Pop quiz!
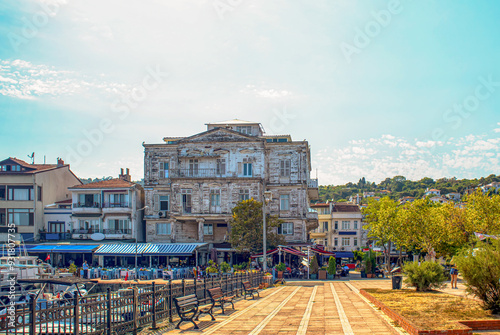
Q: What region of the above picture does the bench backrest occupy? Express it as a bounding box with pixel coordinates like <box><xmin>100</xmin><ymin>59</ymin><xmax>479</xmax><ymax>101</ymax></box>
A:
<box><xmin>174</xmin><ymin>294</ymin><xmax>198</xmax><ymax>310</ymax></box>
<box><xmin>208</xmin><ymin>287</ymin><xmax>224</xmax><ymax>300</ymax></box>
<box><xmin>243</xmin><ymin>281</ymin><xmax>252</xmax><ymax>290</ymax></box>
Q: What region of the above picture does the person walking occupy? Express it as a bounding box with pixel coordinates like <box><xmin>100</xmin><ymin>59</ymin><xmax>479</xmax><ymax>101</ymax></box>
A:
<box><xmin>450</xmin><ymin>265</ymin><xmax>458</xmax><ymax>289</ymax></box>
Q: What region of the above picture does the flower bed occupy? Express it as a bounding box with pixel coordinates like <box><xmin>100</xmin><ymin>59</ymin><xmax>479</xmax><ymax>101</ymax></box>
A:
<box><xmin>360</xmin><ymin>289</ymin><xmax>500</xmax><ymax>335</ymax></box>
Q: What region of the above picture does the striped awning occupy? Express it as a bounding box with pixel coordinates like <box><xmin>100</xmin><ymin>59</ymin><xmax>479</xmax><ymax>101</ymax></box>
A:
<box><xmin>28</xmin><ymin>245</ymin><xmax>99</xmax><ymax>253</ymax></box>
<box><xmin>94</xmin><ymin>243</ymin><xmax>149</xmax><ymax>256</ymax></box>
<box><xmin>142</xmin><ymin>243</ymin><xmax>206</xmax><ymax>256</ymax></box>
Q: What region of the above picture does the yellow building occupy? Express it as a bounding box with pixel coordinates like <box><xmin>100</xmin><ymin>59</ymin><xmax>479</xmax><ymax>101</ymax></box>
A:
<box><xmin>0</xmin><ymin>157</ymin><xmax>81</xmax><ymax>243</ymax></box>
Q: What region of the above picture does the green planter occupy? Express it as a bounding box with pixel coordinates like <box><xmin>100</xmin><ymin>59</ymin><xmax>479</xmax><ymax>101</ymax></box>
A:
<box><xmin>310</xmin><ymin>274</ymin><xmax>317</xmax><ymax>280</ymax></box>
<box><xmin>327</xmin><ymin>274</ymin><xmax>334</xmax><ymax>280</ymax></box>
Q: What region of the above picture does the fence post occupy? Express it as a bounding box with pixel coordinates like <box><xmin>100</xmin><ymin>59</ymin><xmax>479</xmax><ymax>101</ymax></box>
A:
<box><xmin>168</xmin><ymin>280</ymin><xmax>173</xmax><ymax>323</ymax></box>
<box><xmin>151</xmin><ymin>282</ymin><xmax>157</xmax><ymax>330</ymax></box>
<box><xmin>203</xmin><ymin>276</ymin><xmax>207</xmax><ymax>303</ymax></box>
<box><xmin>29</xmin><ymin>297</ymin><xmax>36</xmax><ymax>335</ymax></box>
<box><xmin>133</xmin><ymin>287</ymin><xmax>138</xmax><ymax>335</ymax></box>
<box><xmin>194</xmin><ymin>276</ymin><xmax>197</xmax><ymax>298</ymax></box>
<box><xmin>74</xmin><ymin>296</ymin><xmax>80</xmax><ymax>335</ymax></box>
<box><xmin>107</xmin><ymin>287</ymin><xmax>112</xmax><ymax>335</ymax></box>
<box><xmin>182</xmin><ymin>278</ymin><xmax>185</xmax><ymax>297</ymax></box>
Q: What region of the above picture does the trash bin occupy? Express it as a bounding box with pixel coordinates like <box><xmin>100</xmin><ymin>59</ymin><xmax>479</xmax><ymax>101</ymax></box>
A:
<box><xmin>392</xmin><ymin>275</ymin><xmax>402</xmax><ymax>289</ymax></box>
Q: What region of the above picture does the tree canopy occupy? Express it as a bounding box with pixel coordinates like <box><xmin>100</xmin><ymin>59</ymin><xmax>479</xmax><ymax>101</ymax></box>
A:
<box><xmin>229</xmin><ymin>198</ymin><xmax>285</xmax><ymax>253</ymax></box>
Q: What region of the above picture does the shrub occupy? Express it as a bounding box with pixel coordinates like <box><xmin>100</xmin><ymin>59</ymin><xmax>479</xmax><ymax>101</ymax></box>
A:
<box><xmin>206</xmin><ymin>260</ymin><xmax>219</xmax><ymax>273</ymax></box>
<box><xmin>310</xmin><ymin>255</ymin><xmax>319</xmax><ymax>275</ymax></box>
<box><xmin>276</xmin><ymin>262</ymin><xmax>286</xmax><ymax>272</ymax></box>
<box><xmin>327</xmin><ymin>256</ymin><xmax>336</xmax><ymax>275</ymax></box>
<box><xmin>363</xmin><ymin>251</ymin><xmax>376</xmax><ymax>274</ymax></box>
<box><xmin>68</xmin><ymin>263</ymin><xmax>77</xmax><ymax>274</ymax></box>
<box><xmin>403</xmin><ymin>261</ymin><xmax>447</xmax><ymax>292</ymax></box>
<box><xmin>220</xmin><ymin>261</ymin><xmax>231</xmax><ymax>273</ymax></box>
<box><xmin>454</xmin><ymin>240</ymin><xmax>500</xmax><ymax>313</ymax></box>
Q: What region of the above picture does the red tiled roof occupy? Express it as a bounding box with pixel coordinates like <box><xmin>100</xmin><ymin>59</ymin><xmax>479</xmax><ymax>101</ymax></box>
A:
<box><xmin>2</xmin><ymin>157</ymin><xmax>64</xmax><ymax>173</ymax></box>
<box><xmin>332</xmin><ymin>203</ymin><xmax>360</xmax><ymax>212</ymax></box>
<box><xmin>69</xmin><ymin>178</ymin><xmax>135</xmax><ymax>189</ymax></box>
<box><xmin>311</xmin><ymin>203</ymin><xmax>329</xmax><ymax>207</ymax></box>
<box><xmin>428</xmin><ymin>189</ymin><xmax>440</xmax><ymax>192</ymax></box>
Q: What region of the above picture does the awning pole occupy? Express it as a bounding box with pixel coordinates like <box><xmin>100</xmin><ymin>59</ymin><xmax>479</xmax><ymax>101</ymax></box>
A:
<box><xmin>195</xmin><ymin>249</ymin><xmax>198</xmax><ymax>269</ymax></box>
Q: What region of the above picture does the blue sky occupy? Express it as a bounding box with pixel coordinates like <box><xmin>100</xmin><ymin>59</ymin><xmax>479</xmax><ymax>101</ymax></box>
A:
<box><xmin>0</xmin><ymin>0</ymin><xmax>499</xmax><ymax>185</ymax></box>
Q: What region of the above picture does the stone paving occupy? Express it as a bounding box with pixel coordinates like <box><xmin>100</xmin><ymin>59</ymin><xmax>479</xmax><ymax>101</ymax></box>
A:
<box><xmin>166</xmin><ymin>281</ymin><xmax>401</xmax><ymax>335</ymax></box>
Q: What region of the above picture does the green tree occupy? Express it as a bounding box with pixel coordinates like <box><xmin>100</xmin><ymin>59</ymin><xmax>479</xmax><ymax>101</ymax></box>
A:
<box><xmin>229</xmin><ymin>199</ymin><xmax>285</xmax><ymax>253</ymax></box>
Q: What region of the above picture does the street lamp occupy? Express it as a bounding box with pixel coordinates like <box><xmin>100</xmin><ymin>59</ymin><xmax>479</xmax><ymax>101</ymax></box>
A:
<box><xmin>262</xmin><ymin>190</ymin><xmax>272</xmax><ymax>272</ymax></box>
<box><xmin>135</xmin><ymin>206</ymin><xmax>149</xmax><ymax>275</ymax></box>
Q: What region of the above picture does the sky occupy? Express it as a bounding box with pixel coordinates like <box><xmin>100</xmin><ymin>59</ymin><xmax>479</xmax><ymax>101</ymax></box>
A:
<box><xmin>0</xmin><ymin>0</ymin><xmax>499</xmax><ymax>185</ymax></box>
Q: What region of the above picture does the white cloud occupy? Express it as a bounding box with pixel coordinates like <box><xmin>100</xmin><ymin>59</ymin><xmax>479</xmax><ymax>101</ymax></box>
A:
<box><xmin>0</xmin><ymin>59</ymin><xmax>130</xmax><ymax>100</ymax></box>
<box><xmin>494</xmin><ymin>122</ymin><xmax>500</xmax><ymax>133</ymax></box>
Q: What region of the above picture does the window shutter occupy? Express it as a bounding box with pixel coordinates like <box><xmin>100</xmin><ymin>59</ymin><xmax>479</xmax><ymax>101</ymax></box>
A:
<box><xmin>238</xmin><ymin>162</ymin><xmax>242</xmax><ymax>175</ymax></box>
<box><xmin>153</xmin><ymin>194</ymin><xmax>159</xmax><ymax>211</ymax></box>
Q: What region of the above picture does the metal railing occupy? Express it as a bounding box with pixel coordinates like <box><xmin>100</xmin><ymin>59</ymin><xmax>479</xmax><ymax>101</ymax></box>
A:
<box><xmin>308</xmin><ymin>178</ymin><xmax>318</xmax><ymax>188</ymax></box>
<box><xmin>3</xmin><ymin>272</ymin><xmax>264</xmax><ymax>335</ymax></box>
<box><xmin>73</xmin><ymin>203</ymin><xmax>101</xmax><ymax>208</ymax></box>
<box><xmin>170</xmin><ymin>168</ymin><xmax>224</xmax><ymax>178</ymax></box>
<box><xmin>102</xmin><ymin>202</ymin><xmax>130</xmax><ymax>208</ymax></box>
<box><xmin>72</xmin><ymin>229</ymin><xmax>132</xmax><ymax>235</ymax></box>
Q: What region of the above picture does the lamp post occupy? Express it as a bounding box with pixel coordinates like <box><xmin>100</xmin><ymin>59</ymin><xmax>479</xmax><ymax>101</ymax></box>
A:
<box><xmin>262</xmin><ymin>190</ymin><xmax>272</xmax><ymax>272</ymax></box>
<box><xmin>135</xmin><ymin>206</ymin><xmax>149</xmax><ymax>274</ymax></box>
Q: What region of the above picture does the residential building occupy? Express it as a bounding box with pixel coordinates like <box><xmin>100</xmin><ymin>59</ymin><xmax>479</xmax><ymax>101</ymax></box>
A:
<box><xmin>0</xmin><ymin>157</ymin><xmax>81</xmax><ymax>242</ymax></box>
<box><xmin>429</xmin><ymin>196</ymin><xmax>447</xmax><ymax>204</ymax></box>
<box><xmin>67</xmin><ymin>169</ymin><xmax>144</xmax><ymax>242</ymax></box>
<box><xmin>398</xmin><ymin>196</ymin><xmax>415</xmax><ymax>205</ymax></box>
<box><xmin>482</xmin><ymin>182</ymin><xmax>500</xmax><ymax>193</ymax></box>
<box><xmin>424</xmin><ymin>188</ymin><xmax>441</xmax><ymax>197</ymax></box>
<box><xmin>444</xmin><ymin>192</ymin><xmax>461</xmax><ymax>201</ymax></box>
<box><xmin>310</xmin><ymin>202</ymin><xmax>365</xmax><ymax>256</ymax></box>
<box><xmin>142</xmin><ymin>119</ymin><xmax>319</xmax><ymax>264</ymax></box>
<box><xmin>363</xmin><ymin>192</ymin><xmax>375</xmax><ymax>198</ymax></box>
<box><xmin>42</xmin><ymin>199</ymin><xmax>72</xmax><ymax>241</ymax></box>
<box><xmin>309</xmin><ymin>203</ymin><xmax>331</xmax><ymax>248</ymax></box>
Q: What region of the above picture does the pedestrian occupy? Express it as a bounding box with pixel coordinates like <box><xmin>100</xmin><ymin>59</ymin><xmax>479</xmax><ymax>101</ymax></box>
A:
<box><xmin>82</xmin><ymin>260</ymin><xmax>89</xmax><ymax>279</ymax></box>
<box><xmin>450</xmin><ymin>265</ymin><xmax>458</xmax><ymax>289</ymax></box>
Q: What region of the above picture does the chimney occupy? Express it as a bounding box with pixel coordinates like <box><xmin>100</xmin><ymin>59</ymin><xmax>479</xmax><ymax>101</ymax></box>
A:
<box><xmin>119</xmin><ymin>168</ymin><xmax>131</xmax><ymax>182</ymax></box>
<box><xmin>57</xmin><ymin>158</ymin><xmax>64</xmax><ymax>166</ymax></box>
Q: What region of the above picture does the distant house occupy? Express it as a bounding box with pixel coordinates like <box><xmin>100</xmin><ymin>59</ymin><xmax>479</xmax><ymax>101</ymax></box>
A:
<box><xmin>399</xmin><ymin>196</ymin><xmax>415</xmax><ymax>205</ymax></box>
<box><xmin>424</xmin><ymin>188</ymin><xmax>441</xmax><ymax>197</ymax></box>
<box><xmin>363</xmin><ymin>192</ymin><xmax>375</xmax><ymax>198</ymax></box>
<box><xmin>482</xmin><ymin>182</ymin><xmax>500</xmax><ymax>193</ymax></box>
<box><xmin>379</xmin><ymin>190</ymin><xmax>391</xmax><ymax>195</ymax></box>
<box><xmin>444</xmin><ymin>192</ymin><xmax>461</xmax><ymax>201</ymax></box>
<box><xmin>429</xmin><ymin>196</ymin><xmax>447</xmax><ymax>204</ymax></box>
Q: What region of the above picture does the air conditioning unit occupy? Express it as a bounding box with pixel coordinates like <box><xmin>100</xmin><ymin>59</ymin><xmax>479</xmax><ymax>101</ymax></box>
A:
<box><xmin>333</xmin><ymin>247</ymin><xmax>337</xmax><ymax>251</ymax></box>
<box><xmin>158</xmin><ymin>211</ymin><xmax>168</xmax><ymax>218</ymax></box>
<box><xmin>341</xmin><ymin>247</ymin><xmax>345</xmax><ymax>251</ymax></box>
<box><xmin>332</xmin><ymin>230</ymin><xmax>337</xmax><ymax>234</ymax></box>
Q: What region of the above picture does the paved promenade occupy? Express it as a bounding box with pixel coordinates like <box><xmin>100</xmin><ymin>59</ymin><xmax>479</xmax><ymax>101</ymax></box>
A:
<box><xmin>166</xmin><ymin>280</ymin><xmax>403</xmax><ymax>335</ymax></box>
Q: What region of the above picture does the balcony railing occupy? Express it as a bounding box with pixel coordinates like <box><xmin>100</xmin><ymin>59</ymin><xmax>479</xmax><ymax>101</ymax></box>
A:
<box><xmin>170</xmin><ymin>168</ymin><xmax>225</xmax><ymax>178</ymax></box>
<box><xmin>73</xmin><ymin>202</ymin><xmax>101</xmax><ymax>208</ymax></box>
<box><xmin>308</xmin><ymin>178</ymin><xmax>318</xmax><ymax>188</ymax></box>
<box><xmin>102</xmin><ymin>202</ymin><xmax>130</xmax><ymax>208</ymax></box>
<box><xmin>72</xmin><ymin>228</ymin><xmax>132</xmax><ymax>235</ymax></box>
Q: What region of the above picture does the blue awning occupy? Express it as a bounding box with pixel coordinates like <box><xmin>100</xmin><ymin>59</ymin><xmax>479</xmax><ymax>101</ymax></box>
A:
<box><xmin>94</xmin><ymin>243</ymin><xmax>149</xmax><ymax>256</ymax></box>
<box><xmin>335</xmin><ymin>251</ymin><xmax>354</xmax><ymax>258</ymax></box>
<box><xmin>143</xmin><ymin>243</ymin><xmax>206</xmax><ymax>256</ymax></box>
<box><xmin>28</xmin><ymin>245</ymin><xmax>99</xmax><ymax>253</ymax></box>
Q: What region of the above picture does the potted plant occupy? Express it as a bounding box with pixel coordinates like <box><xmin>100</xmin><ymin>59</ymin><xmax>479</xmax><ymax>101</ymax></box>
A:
<box><xmin>207</xmin><ymin>260</ymin><xmax>219</xmax><ymax>276</ymax></box>
<box><xmin>309</xmin><ymin>255</ymin><xmax>319</xmax><ymax>279</ymax></box>
<box><xmin>276</xmin><ymin>262</ymin><xmax>286</xmax><ymax>279</ymax></box>
<box><xmin>364</xmin><ymin>251</ymin><xmax>376</xmax><ymax>278</ymax></box>
<box><xmin>327</xmin><ymin>256</ymin><xmax>336</xmax><ymax>280</ymax></box>
<box><xmin>220</xmin><ymin>261</ymin><xmax>231</xmax><ymax>275</ymax></box>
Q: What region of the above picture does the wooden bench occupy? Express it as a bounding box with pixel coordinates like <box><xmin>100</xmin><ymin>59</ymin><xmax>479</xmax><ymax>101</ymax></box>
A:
<box><xmin>242</xmin><ymin>281</ymin><xmax>260</xmax><ymax>300</ymax></box>
<box><xmin>208</xmin><ymin>287</ymin><xmax>235</xmax><ymax>314</ymax></box>
<box><xmin>173</xmin><ymin>294</ymin><xmax>215</xmax><ymax>329</ymax></box>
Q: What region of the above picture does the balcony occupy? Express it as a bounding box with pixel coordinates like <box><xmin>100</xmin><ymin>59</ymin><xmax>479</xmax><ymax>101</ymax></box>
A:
<box><xmin>310</xmin><ymin>231</ymin><xmax>327</xmax><ymax>239</ymax></box>
<box><xmin>102</xmin><ymin>202</ymin><xmax>129</xmax><ymax>208</ymax></box>
<box><xmin>73</xmin><ymin>202</ymin><xmax>101</xmax><ymax>208</ymax></box>
<box><xmin>307</xmin><ymin>179</ymin><xmax>319</xmax><ymax>200</ymax></box>
<box><xmin>170</xmin><ymin>168</ymin><xmax>223</xmax><ymax>178</ymax></box>
<box><xmin>71</xmin><ymin>228</ymin><xmax>132</xmax><ymax>239</ymax></box>
<box><xmin>102</xmin><ymin>202</ymin><xmax>131</xmax><ymax>214</ymax></box>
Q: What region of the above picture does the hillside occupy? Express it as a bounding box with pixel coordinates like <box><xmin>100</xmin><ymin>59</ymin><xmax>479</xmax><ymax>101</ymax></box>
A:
<box><xmin>318</xmin><ymin>174</ymin><xmax>500</xmax><ymax>203</ymax></box>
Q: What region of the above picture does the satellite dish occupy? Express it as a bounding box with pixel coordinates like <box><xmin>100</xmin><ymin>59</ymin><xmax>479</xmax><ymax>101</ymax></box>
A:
<box><xmin>91</xmin><ymin>233</ymin><xmax>105</xmax><ymax>241</ymax></box>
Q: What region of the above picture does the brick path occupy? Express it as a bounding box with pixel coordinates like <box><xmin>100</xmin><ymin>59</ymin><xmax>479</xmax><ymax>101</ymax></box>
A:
<box><xmin>166</xmin><ymin>281</ymin><xmax>401</xmax><ymax>335</ymax></box>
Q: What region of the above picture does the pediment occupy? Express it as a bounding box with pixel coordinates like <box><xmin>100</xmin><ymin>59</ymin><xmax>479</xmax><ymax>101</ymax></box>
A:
<box><xmin>178</xmin><ymin>128</ymin><xmax>262</xmax><ymax>144</ymax></box>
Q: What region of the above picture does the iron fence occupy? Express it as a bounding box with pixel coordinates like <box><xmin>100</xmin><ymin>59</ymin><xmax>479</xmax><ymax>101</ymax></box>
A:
<box><xmin>1</xmin><ymin>271</ymin><xmax>264</xmax><ymax>335</ymax></box>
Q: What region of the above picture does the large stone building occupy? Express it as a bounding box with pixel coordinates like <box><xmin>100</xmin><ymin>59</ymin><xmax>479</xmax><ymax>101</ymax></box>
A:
<box><xmin>143</xmin><ymin>119</ymin><xmax>318</xmax><ymax>263</ymax></box>
<box><xmin>0</xmin><ymin>157</ymin><xmax>81</xmax><ymax>243</ymax></box>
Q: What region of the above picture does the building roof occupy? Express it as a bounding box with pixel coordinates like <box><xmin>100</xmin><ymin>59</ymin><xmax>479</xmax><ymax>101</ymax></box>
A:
<box><xmin>427</xmin><ymin>189</ymin><xmax>440</xmax><ymax>192</ymax></box>
<box><xmin>311</xmin><ymin>203</ymin><xmax>329</xmax><ymax>208</ymax></box>
<box><xmin>55</xmin><ymin>199</ymin><xmax>72</xmax><ymax>204</ymax></box>
<box><xmin>206</xmin><ymin>119</ymin><xmax>258</xmax><ymax>125</ymax></box>
<box><xmin>332</xmin><ymin>203</ymin><xmax>361</xmax><ymax>213</ymax></box>
<box><xmin>1</xmin><ymin>157</ymin><xmax>64</xmax><ymax>173</ymax></box>
<box><xmin>69</xmin><ymin>178</ymin><xmax>135</xmax><ymax>189</ymax></box>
